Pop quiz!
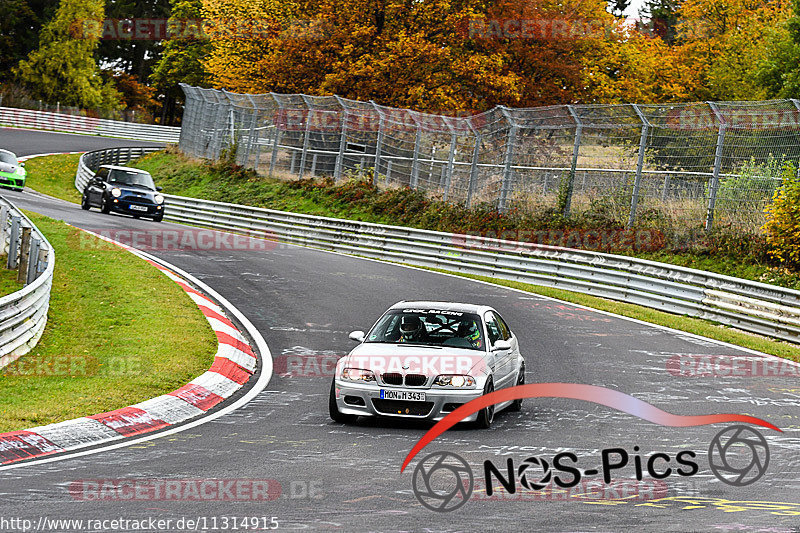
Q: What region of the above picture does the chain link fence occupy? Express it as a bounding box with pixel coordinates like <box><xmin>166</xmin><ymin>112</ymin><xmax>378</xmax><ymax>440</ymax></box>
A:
<box><xmin>178</xmin><ymin>84</ymin><xmax>800</xmax><ymax>231</ymax></box>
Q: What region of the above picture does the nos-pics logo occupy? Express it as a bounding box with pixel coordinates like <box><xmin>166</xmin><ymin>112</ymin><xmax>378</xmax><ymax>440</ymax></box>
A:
<box><xmin>412</xmin><ymin>425</ymin><xmax>770</xmax><ymax>512</ymax></box>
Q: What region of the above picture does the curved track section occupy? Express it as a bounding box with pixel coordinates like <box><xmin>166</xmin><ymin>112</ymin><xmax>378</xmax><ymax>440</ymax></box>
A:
<box><xmin>0</xmin><ymin>131</ymin><xmax>799</xmax><ymax>531</ymax></box>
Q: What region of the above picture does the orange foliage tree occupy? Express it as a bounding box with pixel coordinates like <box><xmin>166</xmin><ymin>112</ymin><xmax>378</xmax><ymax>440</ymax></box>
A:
<box><xmin>201</xmin><ymin>0</ymin><xmax>692</xmax><ymax>111</ymax></box>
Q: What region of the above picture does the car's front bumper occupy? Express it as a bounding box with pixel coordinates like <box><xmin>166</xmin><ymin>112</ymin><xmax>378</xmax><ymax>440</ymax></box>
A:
<box><xmin>0</xmin><ymin>171</ymin><xmax>25</xmax><ymax>189</ymax></box>
<box><xmin>110</xmin><ymin>199</ymin><xmax>163</xmax><ymax>217</ymax></box>
<box><xmin>333</xmin><ymin>379</ymin><xmax>484</xmax><ymax>422</ymax></box>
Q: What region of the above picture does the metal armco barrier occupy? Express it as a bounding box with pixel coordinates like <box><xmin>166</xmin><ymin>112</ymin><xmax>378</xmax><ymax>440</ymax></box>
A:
<box><xmin>76</xmin><ymin>147</ymin><xmax>800</xmax><ymax>344</ymax></box>
<box><xmin>0</xmin><ymin>196</ymin><xmax>54</xmax><ymax>370</ymax></box>
<box><xmin>0</xmin><ymin>107</ymin><xmax>180</xmax><ymax>143</ymax></box>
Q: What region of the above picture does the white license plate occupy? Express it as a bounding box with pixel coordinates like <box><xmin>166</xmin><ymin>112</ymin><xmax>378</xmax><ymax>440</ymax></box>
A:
<box><xmin>130</xmin><ymin>205</ymin><xmax>148</xmax><ymax>212</ymax></box>
<box><xmin>381</xmin><ymin>390</ymin><xmax>426</xmax><ymax>401</ymax></box>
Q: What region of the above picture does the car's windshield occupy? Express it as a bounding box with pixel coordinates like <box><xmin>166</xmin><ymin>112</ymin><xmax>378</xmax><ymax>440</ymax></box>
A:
<box><xmin>107</xmin><ymin>169</ymin><xmax>155</xmax><ymax>189</ymax></box>
<box><xmin>366</xmin><ymin>309</ymin><xmax>485</xmax><ymax>350</ymax></box>
<box><xmin>0</xmin><ymin>152</ymin><xmax>17</xmax><ymax>166</ymax></box>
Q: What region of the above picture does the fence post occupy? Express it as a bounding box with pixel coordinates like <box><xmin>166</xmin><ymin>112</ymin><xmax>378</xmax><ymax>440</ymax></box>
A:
<box><xmin>298</xmin><ymin>95</ymin><xmax>313</xmax><ymax>179</ymax></box>
<box><xmin>466</xmin><ymin>119</ymin><xmax>481</xmax><ymax>209</ymax></box>
<box><xmin>792</xmin><ymin>99</ymin><xmax>800</xmax><ymax>178</ymax></box>
<box><xmin>212</xmin><ymin>91</ymin><xmax>228</xmax><ymax>159</ymax></box>
<box><xmin>371</xmin><ymin>102</ymin><xmax>385</xmax><ymax>185</ymax></box>
<box><xmin>498</xmin><ymin>107</ymin><xmax>518</xmax><ymax>212</ymax></box>
<box><xmin>334</xmin><ymin>96</ymin><xmax>348</xmax><ymax>181</ymax></box>
<box><xmin>563</xmin><ymin>105</ymin><xmax>583</xmax><ymax>216</ymax></box>
<box><xmin>26</xmin><ymin>238</ymin><xmax>39</xmax><ymax>284</ymax></box>
<box><xmin>17</xmin><ymin>226</ymin><xmax>31</xmax><ymax>283</ymax></box>
<box><xmin>443</xmin><ymin>119</ymin><xmax>457</xmax><ymax>202</ymax></box>
<box><xmin>269</xmin><ymin>93</ymin><xmax>282</xmax><ymax>178</ymax></box>
<box><xmin>244</xmin><ymin>94</ymin><xmax>259</xmax><ymax>167</ymax></box>
<box><xmin>706</xmin><ymin>102</ymin><xmax>727</xmax><ymax>232</ymax></box>
<box><xmin>410</xmin><ymin>115</ymin><xmax>423</xmax><ymax>189</ymax></box>
<box><xmin>7</xmin><ymin>216</ymin><xmax>20</xmax><ymax>269</ymax></box>
<box><xmin>0</xmin><ymin>206</ymin><xmax>7</xmax><ymax>255</ymax></box>
<box><xmin>629</xmin><ymin>104</ymin><xmax>651</xmax><ymax>228</ymax></box>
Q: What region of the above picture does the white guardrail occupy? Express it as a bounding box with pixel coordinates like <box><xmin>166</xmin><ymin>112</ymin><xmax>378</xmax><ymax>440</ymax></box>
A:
<box><xmin>0</xmin><ymin>197</ymin><xmax>54</xmax><ymax>369</ymax></box>
<box><xmin>0</xmin><ymin>107</ymin><xmax>180</xmax><ymax>143</ymax></box>
<box><xmin>76</xmin><ymin>147</ymin><xmax>800</xmax><ymax>344</ymax></box>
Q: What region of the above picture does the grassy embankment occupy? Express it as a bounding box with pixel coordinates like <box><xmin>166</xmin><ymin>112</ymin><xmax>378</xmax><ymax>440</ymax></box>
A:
<box><xmin>23</xmin><ymin>150</ymin><xmax>800</xmax><ymax>362</ymax></box>
<box><xmin>0</xmin><ymin>211</ymin><xmax>217</xmax><ymax>432</ymax></box>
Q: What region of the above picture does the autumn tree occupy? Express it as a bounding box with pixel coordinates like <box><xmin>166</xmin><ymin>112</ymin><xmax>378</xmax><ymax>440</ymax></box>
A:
<box><xmin>202</xmin><ymin>0</ymin><xmax>666</xmax><ymax>111</ymax></box>
<box><xmin>151</xmin><ymin>0</ymin><xmax>212</xmax><ymax>123</ymax></box>
<box><xmin>755</xmin><ymin>0</ymin><xmax>800</xmax><ymax>98</ymax></box>
<box><xmin>16</xmin><ymin>0</ymin><xmax>121</xmax><ymax>109</ymax></box>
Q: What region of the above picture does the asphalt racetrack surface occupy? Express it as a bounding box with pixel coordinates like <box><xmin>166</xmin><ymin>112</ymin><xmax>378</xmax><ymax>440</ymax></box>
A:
<box><xmin>1</xmin><ymin>129</ymin><xmax>799</xmax><ymax>532</ymax></box>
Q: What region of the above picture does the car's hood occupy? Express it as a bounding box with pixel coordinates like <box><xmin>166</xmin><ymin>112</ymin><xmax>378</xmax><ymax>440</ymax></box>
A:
<box><xmin>0</xmin><ymin>162</ymin><xmax>19</xmax><ymax>174</ymax></box>
<box><xmin>344</xmin><ymin>343</ymin><xmax>489</xmax><ymax>377</ymax></box>
<box><xmin>112</xmin><ymin>184</ymin><xmax>157</xmax><ymax>198</ymax></box>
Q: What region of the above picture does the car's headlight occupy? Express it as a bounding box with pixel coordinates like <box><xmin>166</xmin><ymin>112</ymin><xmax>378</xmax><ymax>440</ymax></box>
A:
<box><xmin>341</xmin><ymin>368</ymin><xmax>376</xmax><ymax>383</ymax></box>
<box><xmin>433</xmin><ymin>375</ymin><xmax>476</xmax><ymax>387</ymax></box>
<box><xmin>15</xmin><ymin>167</ymin><xmax>25</xmax><ymax>176</ymax></box>
<box><xmin>111</xmin><ymin>188</ymin><xmax>122</xmax><ymax>198</ymax></box>
<box><xmin>155</xmin><ymin>194</ymin><xmax>164</xmax><ymax>204</ymax></box>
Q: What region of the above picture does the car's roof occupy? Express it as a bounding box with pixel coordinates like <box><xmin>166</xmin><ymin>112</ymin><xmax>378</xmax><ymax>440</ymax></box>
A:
<box><xmin>98</xmin><ymin>165</ymin><xmax>150</xmax><ymax>172</ymax></box>
<box><xmin>388</xmin><ymin>301</ymin><xmax>492</xmax><ymax>315</ymax></box>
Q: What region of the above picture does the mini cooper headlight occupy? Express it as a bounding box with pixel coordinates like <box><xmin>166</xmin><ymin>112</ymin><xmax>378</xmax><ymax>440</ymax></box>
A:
<box><xmin>155</xmin><ymin>194</ymin><xmax>164</xmax><ymax>204</ymax></box>
<box><xmin>341</xmin><ymin>368</ymin><xmax>376</xmax><ymax>383</ymax></box>
<box><xmin>111</xmin><ymin>188</ymin><xmax>122</xmax><ymax>198</ymax></box>
<box><xmin>433</xmin><ymin>375</ymin><xmax>476</xmax><ymax>387</ymax></box>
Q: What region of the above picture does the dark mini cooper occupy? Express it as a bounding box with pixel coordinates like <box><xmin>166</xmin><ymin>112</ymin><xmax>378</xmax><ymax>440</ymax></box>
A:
<box><xmin>81</xmin><ymin>165</ymin><xmax>165</xmax><ymax>221</ymax></box>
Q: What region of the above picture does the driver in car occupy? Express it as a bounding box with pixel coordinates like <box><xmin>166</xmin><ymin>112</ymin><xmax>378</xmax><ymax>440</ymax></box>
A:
<box><xmin>459</xmin><ymin>319</ymin><xmax>483</xmax><ymax>349</ymax></box>
<box><xmin>399</xmin><ymin>315</ymin><xmax>428</xmax><ymax>343</ymax></box>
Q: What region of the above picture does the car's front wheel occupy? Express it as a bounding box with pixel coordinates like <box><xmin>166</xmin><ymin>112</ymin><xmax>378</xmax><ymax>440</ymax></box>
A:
<box><xmin>152</xmin><ymin>213</ymin><xmax>163</xmax><ymax>222</ymax></box>
<box><xmin>100</xmin><ymin>196</ymin><xmax>111</xmax><ymax>214</ymax></box>
<box><xmin>81</xmin><ymin>194</ymin><xmax>91</xmax><ymax>210</ymax></box>
<box><xmin>475</xmin><ymin>378</ymin><xmax>495</xmax><ymax>429</ymax></box>
<box><xmin>329</xmin><ymin>380</ymin><xmax>357</xmax><ymax>424</ymax></box>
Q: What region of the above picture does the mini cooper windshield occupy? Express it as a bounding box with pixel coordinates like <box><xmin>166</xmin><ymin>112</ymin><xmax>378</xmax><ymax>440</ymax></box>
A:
<box><xmin>108</xmin><ymin>169</ymin><xmax>156</xmax><ymax>189</ymax></box>
<box><xmin>365</xmin><ymin>309</ymin><xmax>485</xmax><ymax>350</ymax></box>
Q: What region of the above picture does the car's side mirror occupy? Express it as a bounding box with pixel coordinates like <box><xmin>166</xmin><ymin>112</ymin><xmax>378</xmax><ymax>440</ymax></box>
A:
<box><xmin>156</xmin><ymin>186</ymin><xmax>163</xmax><ymax>191</ymax></box>
<box><xmin>492</xmin><ymin>339</ymin><xmax>511</xmax><ymax>351</ymax></box>
<box><xmin>349</xmin><ymin>330</ymin><xmax>366</xmax><ymax>343</ymax></box>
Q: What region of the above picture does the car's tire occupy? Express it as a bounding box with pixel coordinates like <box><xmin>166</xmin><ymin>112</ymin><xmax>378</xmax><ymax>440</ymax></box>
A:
<box><xmin>475</xmin><ymin>378</ymin><xmax>495</xmax><ymax>429</ymax></box>
<box><xmin>153</xmin><ymin>213</ymin><xmax>163</xmax><ymax>222</ymax></box>
<box><xmin>100</xmin><ymin>196</ymin><xmax>111</xmax><ymax>214</ymax></box>
<box><xmin>509</xmin><ymin>365</ymin><xmax>525</xmax><ymax>412</ymax></box>
<box><xmin>329</xmin><ymin>380</ymin><xmax>357</xmax><ymax>424</ymax></box>
<box><xmin>80</xmin><ymin>195</ymin><xmax>91</xmax><ymax>210</ymax></box>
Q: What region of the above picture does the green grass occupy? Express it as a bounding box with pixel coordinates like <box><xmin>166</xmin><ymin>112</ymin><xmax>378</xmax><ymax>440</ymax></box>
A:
<box><xmin>22</xmin><ymin>152</ymin><xmax>83</xmax><ymax>204</ymax></box>
<box><xmin>0</xmin><ymin>262</ymin><xmax>22</xmax><ymax>297</ymax></box>
<box><xmin>0</xmin><ymin>212</ymin><xmax>217</xmax><ymax>432</ymax></box>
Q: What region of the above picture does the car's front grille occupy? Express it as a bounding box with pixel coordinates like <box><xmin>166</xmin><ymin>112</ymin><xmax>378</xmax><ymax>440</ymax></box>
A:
<box><xmin>382</xmin><ymin>372</ymin><xmax>403</xmax><ymax>385</ymax></box>
<box><xmin>404</xmin><ymin>374</ymin><xmax>427</xmax><ymax>387</ymax></box>
<box><xmin>381</xmin><ymin>373</ymin><xmax>428</xmax><ymax>387</ymax></box>
<box><xmin>371</xmin><ymin>399</ymin><xmax>434</xmax><ymax>416</ymax></box>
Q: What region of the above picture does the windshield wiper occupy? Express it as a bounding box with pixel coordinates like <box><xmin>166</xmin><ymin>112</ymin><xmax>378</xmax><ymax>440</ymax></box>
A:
<box><xmin>394</xmin><ymin>343</ymin><xmax>441</xmax><ymax>348</ymax></box>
